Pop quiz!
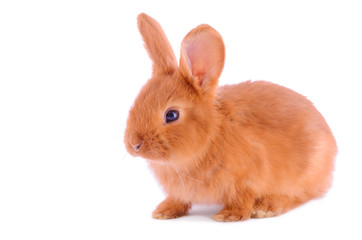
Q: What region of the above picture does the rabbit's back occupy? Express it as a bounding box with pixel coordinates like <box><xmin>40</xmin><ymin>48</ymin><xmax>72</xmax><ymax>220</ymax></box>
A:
<box><xmin>215</xmin><ymin>80</ymin><xmax>336</xmax><ymax>198</ymax></box>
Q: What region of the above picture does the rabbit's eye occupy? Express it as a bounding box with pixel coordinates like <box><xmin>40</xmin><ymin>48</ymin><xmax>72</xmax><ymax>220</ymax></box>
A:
<box><xmin>165</xmin><ymin>110</ymin><xmax>179</xmax><ymax>123</ymax></box>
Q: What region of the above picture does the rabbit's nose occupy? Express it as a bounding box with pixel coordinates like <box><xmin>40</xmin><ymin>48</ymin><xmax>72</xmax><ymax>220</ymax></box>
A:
<box><xmin>132</xmin><ymin>142</ymin><xmax>142</xmax><ymax>152</ymax></box>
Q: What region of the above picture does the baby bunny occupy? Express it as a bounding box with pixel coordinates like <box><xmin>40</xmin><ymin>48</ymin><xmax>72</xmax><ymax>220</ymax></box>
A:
<box><xmin>124</xmin><ymin>13</ymin><xmax>337</xmax><ymax>221</ymax></box>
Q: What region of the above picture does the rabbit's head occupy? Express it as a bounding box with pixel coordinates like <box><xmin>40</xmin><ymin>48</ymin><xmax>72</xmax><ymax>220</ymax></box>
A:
<box><xmin>124</xmin><ymin>13</ymin><xmax>225</xmax><ymax>163</ymax></box>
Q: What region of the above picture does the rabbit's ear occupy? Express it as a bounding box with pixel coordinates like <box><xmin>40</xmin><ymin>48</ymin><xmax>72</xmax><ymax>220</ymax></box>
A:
<box><xmin>137</xmin><ymin>13</ymin><xmax>178</xmax><ymax>75</ymax></box>
<box><xmin>180</xmin><ymin>24</ymin><xmax>225</xmax><ymax>95</ymax></box>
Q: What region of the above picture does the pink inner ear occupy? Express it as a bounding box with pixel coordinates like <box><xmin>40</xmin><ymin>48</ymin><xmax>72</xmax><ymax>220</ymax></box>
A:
<box><xmin>185</xmin><ymin>34</ymin><xmax>218</xmax><ymax>86</ymax></box>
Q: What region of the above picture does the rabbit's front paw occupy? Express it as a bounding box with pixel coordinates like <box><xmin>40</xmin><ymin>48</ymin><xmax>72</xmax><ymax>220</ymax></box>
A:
<box><xmin>152</xmin><ymin>197</ymin><xmax>191</xmax><ymax>220</ymax></box>
<box><xmin>213</xmin><ymin>207</ymin><xmax>251</xmax><ymax>222</ymax></box>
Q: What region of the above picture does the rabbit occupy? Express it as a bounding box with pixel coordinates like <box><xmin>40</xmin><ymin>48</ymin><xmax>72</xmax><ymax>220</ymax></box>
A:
<box><xmin>124</xmin><ymin>13</ymin><xmax>337</xmax><ymax>222</ymax></box>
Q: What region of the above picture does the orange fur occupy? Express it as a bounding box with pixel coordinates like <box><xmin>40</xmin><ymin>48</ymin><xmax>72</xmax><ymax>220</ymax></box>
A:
<box><xmin>124</xmin><ymin>13</ymin><xmax>337</xmax><ymax>222</ymax></box>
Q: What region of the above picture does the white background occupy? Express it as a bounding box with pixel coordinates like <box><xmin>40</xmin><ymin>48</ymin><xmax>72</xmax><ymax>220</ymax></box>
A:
<box><xmin>1</xmin><ymin>0</ymin><xmax>361</xmax><ymax>239</ymax></box>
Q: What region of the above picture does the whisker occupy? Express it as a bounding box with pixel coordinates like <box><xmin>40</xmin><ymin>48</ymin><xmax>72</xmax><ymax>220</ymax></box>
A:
<box><xmin>169</xmin><ymin>159</ymin><xmax>189</xmax><ymax>202</ymax></box>
<box><xmin>120</xmin><ymin>151</ymin><xmax>128</xmax><ymax>166</ymax></box>
<box><xmin>182</xmin><ymin>174</ymin><xmax>205</xmax><ymax>184</ymax></box>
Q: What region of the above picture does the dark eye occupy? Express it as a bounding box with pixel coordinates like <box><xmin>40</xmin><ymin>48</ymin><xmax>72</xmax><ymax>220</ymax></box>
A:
<box><xmin>165</xmin><ymin>110</ymin><xmax>179</xmax><ymax>123</ymax></box>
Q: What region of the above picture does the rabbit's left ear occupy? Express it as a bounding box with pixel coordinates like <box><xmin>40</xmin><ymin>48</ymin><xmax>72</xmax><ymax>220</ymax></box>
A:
<box><xmin>179</xmin><ymin>25</ymin><xmax>225</xmax><ymax>96</ymax></box>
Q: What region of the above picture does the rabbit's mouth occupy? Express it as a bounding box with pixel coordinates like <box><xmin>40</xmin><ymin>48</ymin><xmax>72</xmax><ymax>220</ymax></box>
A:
<box><xmin>125</xmin><ymin>134</ymin><xmax>170</xmax><ymax>161</ymax></box>
<box><xmin>138</xmin><ymin>140</ymin><xmax>170</xmax><ymax>161</ymax></box>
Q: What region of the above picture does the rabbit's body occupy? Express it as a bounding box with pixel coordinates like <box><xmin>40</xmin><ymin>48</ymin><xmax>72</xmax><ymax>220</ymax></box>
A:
<box><xmin>125</xmin><ymin>13</ymin><xmax>337</xmax><ymax>221</ymax></box>
<box><xmin>149</xmin><ymin>80</ymin><xmax>335</xmax><ymax>219</ymax></box>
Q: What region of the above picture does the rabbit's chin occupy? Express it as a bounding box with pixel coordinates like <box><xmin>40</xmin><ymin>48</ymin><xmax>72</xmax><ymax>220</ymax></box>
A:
<box><xmin>127</xmin><ymin>149</ymin><xmax>170</xmax><ymax>164</ymax></box>
<box><xmin>137</xmin><ymin>149</ymin><xmax>170</xmax><ymax>162</ymax></box>
<box><xmin>145</xmin><ymin>158</ymin><xmax>169</xmax><ymax>166</ymax></box>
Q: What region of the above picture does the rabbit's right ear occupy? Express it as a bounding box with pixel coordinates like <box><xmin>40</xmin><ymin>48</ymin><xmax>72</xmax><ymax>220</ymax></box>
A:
<box><xmin>179</xmin><ymin>25</ymin><xmax>225</xmax><ymax>96</ymax></box>
<box><xmin>137</xmin><ymin>13</ymin><xmax>178</xmax><ymax>75</ymax></box>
